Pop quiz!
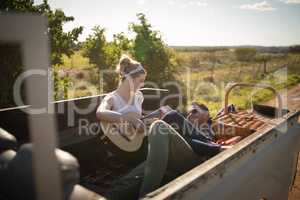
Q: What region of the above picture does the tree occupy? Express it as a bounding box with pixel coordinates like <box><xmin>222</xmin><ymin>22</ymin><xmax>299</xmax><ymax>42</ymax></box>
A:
<box><xmin>235</xmin><ymin>48</ymin><xmax>257</xmax><ymax>79</ymax></box>
<box><xmin>82</xmin><ymin>27</ymin><xmax>132</xmax><ymax>92</ymax></box>
<box><xmin>105</xmin><ymin>32</ymin><xmax>133</xmax><ymax>70</ymax></box>
<box><xmin>188</xmin><ymin>53</ymin><xmax>201</xmax><ymax>68</ymax></box>
<box><xmin>0</xmin><ymin>0</ymin><xmax>83</xmax><ymax>65</ymax></box>
<box><xmin>83</xmin><ymin>26</ymin><xmax>108</xmax><ymax>69</ymax></box>
<box><xmin>255</xmin><ymin>53</ymin><xmax>272</xmax><ymax>74</ymax></box>
<box><xmin>235</xmin><ymin>48</ymin><xmax>257</xmax><ymax>62</ymax></box>
<box><xmin>0</xmin><ymin>42</ymin><xmax>24</xmax><ymax>108</ymax></box>
<box><xmin>289</xmin><ymin>45</ymin><xmax>300</xmax><ymax>54</ymax></box>
<box><xmin>0</xmin><ymin>0</ymin><xmax>83</xmax><ymax>103</ymax></box>
<box><xmin>130</xmin><ymin>13</ymin><xmax>179</xmax><ymax>85</ymax></box>
<box><xmin>207</xmin><ymin>50</ymin><xmax>219</xmax><ymax>82</ymax></box>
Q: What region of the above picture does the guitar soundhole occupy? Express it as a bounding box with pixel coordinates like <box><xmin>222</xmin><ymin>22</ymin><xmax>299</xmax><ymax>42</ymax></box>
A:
<box><xmin>111</xmin><ymin>123</ymin><xmax>137</xmax><ymax>141</ymax></box>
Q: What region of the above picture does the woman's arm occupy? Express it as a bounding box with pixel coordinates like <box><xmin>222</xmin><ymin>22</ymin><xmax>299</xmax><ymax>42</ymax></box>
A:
<box><xmin>96</xmin><ymin>96</ymin><xmax>144</xmax><ymax>129</ymax></box>
<box><xmin>96</xmin><ymin>97</ymin><xmax>123</xmax><ymax>123</ymax></box>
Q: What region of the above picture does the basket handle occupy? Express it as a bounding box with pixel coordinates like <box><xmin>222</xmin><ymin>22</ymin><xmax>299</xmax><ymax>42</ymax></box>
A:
<box><xmin>224</xmin><ymin>83</ymin><xmax>283</xmax><ymax>117</ymax></box>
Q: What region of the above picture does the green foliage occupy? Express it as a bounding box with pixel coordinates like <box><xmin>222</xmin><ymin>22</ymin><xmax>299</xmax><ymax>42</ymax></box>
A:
<box><xmin>52</xmin><ymin>66</ymin><xmax>71</xmax><ymax>100</ymax></box>
<box><xmin>82</xmin><ymin>27</ymin><xmax>133</xmax><ymax>92</ymax></box>
<box><xmin>255</xmin><ymin>53</ymin><xmax>272</xmax><ymax>62</ymax></box>
<box><xmin>105</xmin><ymin>32</ymin><xmax>133</xmax><ymax>71</ymax></box>
<box><xmin>235</xmin><ymin>48</ymin><xmax>257</xmax><ymax>62</ymax></box>
<box><xmin>1</xmin><ymin>0</ymin><xmax>83</xmax><ymax>102</ymax></box>
<box><xmin>130</xmin><ymin>13</ymin><xmax>179</xmax><ymax>85</ymax></box>
<box><xmin>182</xmin><ymin>53</ymin><xmax>300</xmax><ymax>116</ymax></box>
<box><xmin>62</xmin><ymin>51</ymin><xmax>90</xmax><ymax>69</ymax></box>
<box><xmin>255</xmin><ymin>53</ymin><xmax>272</xmax><ymax>74</ymax></box>
<box><xmin>73</xmin><ymin>89</ymin><xmax>93</xmax><ymax>98</ymax></box>
<box><xmin>83</xmin><ymin>26</ymin><xmax>108</xmax><ymax>69</ymax></box>
<box><xmin>0</xmin><ymin>0</ymin><xmax>83</xmax><ymax>65</ymax></box>
<box><xmin>289</xmin><ymin>45</ymin><xmax>300</xmax><ymax>54</ymax></box>
<box><xmin>82</xmin><ymin>13</ymin><xmax>182</xmax><ymax>94</ymax></box>
<box><xmin>47</xmin><ymin>9</ymin><xmax>83</xmax><ymax>65</ymax></box>
<box><xmin>0</xmin><ymin>42</ymin><xmax>23</xmax><ymax>108</ymax></box>
<box><xmin>0</xmin><ymin>0</ymin><xmax>37</xmax><ymax>12</ymax></box>
<box><xmin>278</xmin><ymin>74</ymin><xmax>300</xmax><ymax>89</ymax></box>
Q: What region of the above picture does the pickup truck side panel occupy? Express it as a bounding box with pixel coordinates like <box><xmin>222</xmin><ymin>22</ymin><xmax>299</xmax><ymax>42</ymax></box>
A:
<box><xmin>144</xmin><ymin>112</ymin><xmax>300</xmax><ymax>200</ymax></box>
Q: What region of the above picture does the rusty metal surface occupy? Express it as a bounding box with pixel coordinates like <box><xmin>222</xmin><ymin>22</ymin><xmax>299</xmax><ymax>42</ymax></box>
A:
<box><xmin>80</xmin><ymin>155</ymin><xmax>135</xmax><ymax>195</ymax></box>
<box><xmin>142</xmin><ymin>110</ymin><xmax>300</xmax><ymax>200</ymax></box>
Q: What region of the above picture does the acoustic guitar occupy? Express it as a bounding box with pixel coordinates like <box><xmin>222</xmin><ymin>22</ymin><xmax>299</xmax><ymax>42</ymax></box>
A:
<box><xmin>100</xmin><ymin>106</ymin><xmax>172</xmax><ymax>152</ymax></box>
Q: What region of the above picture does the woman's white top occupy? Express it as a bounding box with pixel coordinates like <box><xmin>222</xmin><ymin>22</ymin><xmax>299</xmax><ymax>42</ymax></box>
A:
<box><xmin>97</xmin><ymin>90</ymin><xmax>144</xmax><ymax>115</ymax></box>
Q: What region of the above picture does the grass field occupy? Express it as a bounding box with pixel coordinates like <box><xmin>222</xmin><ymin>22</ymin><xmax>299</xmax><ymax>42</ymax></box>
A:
<box><xmin>57</xmin><ymin>49</ymin><xmax>300</xmax><ymax>116</ymax></box>
<box><xmin>179</xmin><ymin>64</ymin><xmax>300</xmax><ymax>115</ymax></box>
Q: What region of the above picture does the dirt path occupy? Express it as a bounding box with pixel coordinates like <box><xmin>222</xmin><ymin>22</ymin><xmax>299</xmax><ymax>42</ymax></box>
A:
<box><xmin>264</xmin><ymin>84</ymin><xmax>300</xmax><ymax>111</ymax></box>
<box><xmin>263</xmin><ymin>84</ymin><xmax>300</xmax><ymax>200</ymax></box>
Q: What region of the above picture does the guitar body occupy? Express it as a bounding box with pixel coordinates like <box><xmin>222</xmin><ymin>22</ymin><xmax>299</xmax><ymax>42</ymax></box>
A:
<box><xmin>100</xmin><ymin>106</ymin><xmax>172</xmax><ymax>152</ymax></box>
<box><xmin>100</xmin><ymin>112</ymin><xmax>146</xmax><ymax>152</ymax></box>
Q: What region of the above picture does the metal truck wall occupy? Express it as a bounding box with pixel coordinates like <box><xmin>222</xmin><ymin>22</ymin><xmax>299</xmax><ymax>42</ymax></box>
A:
<box><xmin>145</xmin><ymin>113</ymin><xmax>300</xmax><ymax>200</ymax></box>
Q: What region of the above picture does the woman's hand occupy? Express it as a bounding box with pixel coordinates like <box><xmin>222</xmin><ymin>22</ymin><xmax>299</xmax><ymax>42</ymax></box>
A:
<box><xmin>143</xmin><ymin>117</ymin><xmax>159</xmax><ymax>126</ymax></box>
<box><xmin>122</xmin><ymin>112</ymin><xmax>146</xmax><ymax>133</ymax></box>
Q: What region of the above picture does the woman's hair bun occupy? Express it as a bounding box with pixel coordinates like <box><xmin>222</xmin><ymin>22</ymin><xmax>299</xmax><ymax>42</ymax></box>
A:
<box><xmin>116</xmin><ymin>54</ymin><xmax>140</xmax><ymax>75</ymax></box>
<box><xmin>119</xmin><ymin>55</ymin><xmax>132</xmax><ymax>74</ymax></box>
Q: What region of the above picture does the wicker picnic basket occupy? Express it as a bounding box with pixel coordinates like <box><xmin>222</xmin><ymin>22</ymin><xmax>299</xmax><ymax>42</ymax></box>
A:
<box><xmin>212</xmin><ymin>83</ymin><xmax>283</xmax><ymax>140</ymax></box>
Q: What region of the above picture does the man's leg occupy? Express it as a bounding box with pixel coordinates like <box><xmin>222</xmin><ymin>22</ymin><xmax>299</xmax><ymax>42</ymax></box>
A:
<box><xmin>162</xmin><ymin>110</ymin><xmax>221</xmax><ymax>157</ymax></box>
<box><xmin>163</xmin><ymin>120</ymin><xmax>202</xmax><ymax>174</ymax></box>
<box><xmin>140</xmin><ymin>120</ymin><xmax>201</xmax><ymax>196</ymax></box>
<box><xmin>139</xmin><ymin>120</ymin><xmax>170</xmax><ymax>196</ymax></box>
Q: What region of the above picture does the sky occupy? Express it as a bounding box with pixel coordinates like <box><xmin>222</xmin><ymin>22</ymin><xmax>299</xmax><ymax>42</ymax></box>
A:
<box><xmin>35</xmin><ymin>0</ymin><xmax>300</xmax><ymax>46</ymax></box>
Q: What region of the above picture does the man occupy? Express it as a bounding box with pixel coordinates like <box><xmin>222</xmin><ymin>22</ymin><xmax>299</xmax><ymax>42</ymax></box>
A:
<box><xmin>186</xmin><ymin>102</ymin><xmax>213</xmax><ymax>139</ymax></box>
<box><xmin>161</xmin><ymin>102</ymin><xmax>232</xmax><ymax>158</ymax></box>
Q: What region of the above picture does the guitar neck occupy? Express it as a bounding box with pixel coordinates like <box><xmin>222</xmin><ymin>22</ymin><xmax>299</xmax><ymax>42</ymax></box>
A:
<box><xmin>141</xmin><ymin>106</ymin><xmax>172</xmax><ymax>127</ymax></box>
<box><xmin>141</xmin><ymin>109</ymin><xmax>161</xmax><ymax>121</ymax></box>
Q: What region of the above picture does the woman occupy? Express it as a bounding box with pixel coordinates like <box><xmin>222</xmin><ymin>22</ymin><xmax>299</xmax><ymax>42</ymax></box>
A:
<box><xmin>96</xmin><ymin>55</ymin><xmax>222</xmax><ymax>199</ymax></box>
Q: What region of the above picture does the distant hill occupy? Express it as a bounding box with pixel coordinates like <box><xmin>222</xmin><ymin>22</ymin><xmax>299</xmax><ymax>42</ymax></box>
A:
<box><xmin>170</xmin><ymin>45</ymin><xmax>294</xmax><ymax>53</ymax></box>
